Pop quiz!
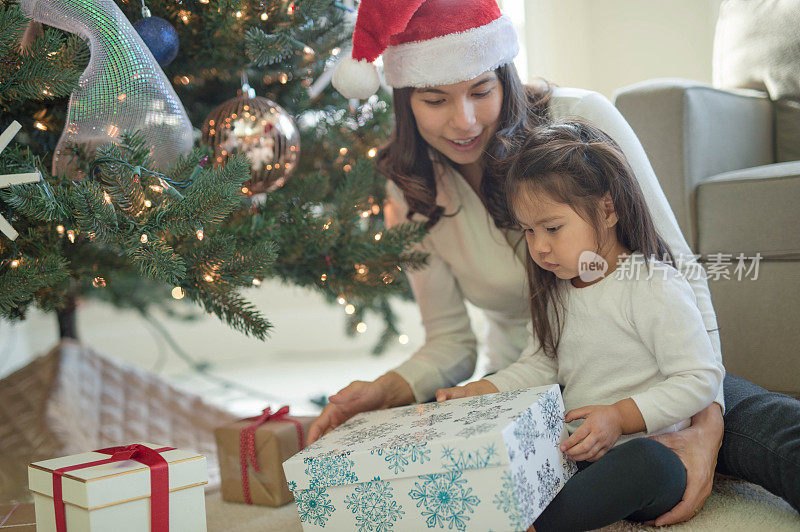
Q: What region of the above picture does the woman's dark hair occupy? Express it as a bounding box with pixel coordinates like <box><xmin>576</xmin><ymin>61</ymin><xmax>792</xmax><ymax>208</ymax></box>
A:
<box><xmin>375</xmin><ymin>63</ymin><xmax>553</xmax><ymax>229</ymax></box>
<box><xmin>504</xmin><ymin>120</ymin><xmax>674</xmax><ymax>358</ymax></box>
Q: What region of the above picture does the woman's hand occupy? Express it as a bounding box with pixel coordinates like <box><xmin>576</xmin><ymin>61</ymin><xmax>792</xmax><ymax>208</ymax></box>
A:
<box><xmin>645</xmin><ymin>403</ymin><xmax>724</xmax><ymax>526</ymax></box>
<box><xmin>306</xmin><ymin>372</ymin><xmax>414</xmax><ymax>445</ymax></box>
<box><xmin>435</xmin><ymin>379</ymin><xmax>499</xmax><ymax>402</ymax></box>
<box><xmin>560</xmin><ymin>405</ymin><xmax>623</xmax><ymax>462</ymax></box>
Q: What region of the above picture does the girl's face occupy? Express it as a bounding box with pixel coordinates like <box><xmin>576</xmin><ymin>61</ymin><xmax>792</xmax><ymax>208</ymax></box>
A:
<box><xmin>513</xmin><ymin>187</ymin><xmax>620</xmax><ymax>282</ymax></box>
<box><xmin>409</xmin><ymin>71</ymin><xmax>503</xmax><ymax>172</ymax></box>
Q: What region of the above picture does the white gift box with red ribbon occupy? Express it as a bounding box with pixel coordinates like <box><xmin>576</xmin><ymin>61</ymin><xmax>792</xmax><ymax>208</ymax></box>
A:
<box><xmin>283</xmin><ymin>384</ymin><xmax>576</xmax><ymax>531</ymax></box>
<box><xmin>28</xmin><ymin>442</ymin><xmax>207</xmax><ymax>532</ymax></box>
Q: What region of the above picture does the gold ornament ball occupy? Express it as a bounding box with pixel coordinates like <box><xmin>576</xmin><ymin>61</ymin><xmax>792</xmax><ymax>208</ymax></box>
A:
<box><xmin>201</xmin><ymin>94</ymin><xmax>300</xmax><ymax>193</ymax></box>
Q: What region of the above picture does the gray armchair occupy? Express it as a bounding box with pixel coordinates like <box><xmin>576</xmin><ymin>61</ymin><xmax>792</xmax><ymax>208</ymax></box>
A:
<box><xmin>614</xmin><ymin>79</ymin><xmax>800</xmax><ymax>397</ymax></box>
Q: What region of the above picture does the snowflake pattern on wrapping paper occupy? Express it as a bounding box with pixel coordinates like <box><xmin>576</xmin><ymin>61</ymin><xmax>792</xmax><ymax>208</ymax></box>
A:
<box><xmin>512</xmin><ymin>408</ymin><xmax>541</xmax><ymax>459</ymax></box>
<box><xmin>464</xmin><ymin>389</ymin><xmax>528</xmax><ymax>409</ymax></box>
<box><xmin>493</xmin><ymin>470</ymin><xmax>525</xmax><ymax>531</ymax></box>
<box><xmin>536</xmin><ymin>459</ymin><xmax>563</xmax><ymax>509</ymax></box>
<box><xmin>340</xmin><ymin>416</ymin><xmax>370</xmax><ymax>431</ymax></box>
<box><xmin>304</xmin><ymin>452</ymin><xmax>358</xmax><ymax>488</ymax></box>
<box><xmin>409</xmin><ymin>470</ymin><xmax>480</xmax><ymax>531</ymax></box>
<box><xmin>441</xmin><ymin>443</ymin><xmax>502</xmax><ymax>471</ymax></box>
<box><xmin>453</xmin><ymin>405</ymin><xmax>513</xmax><ymax>425</ymax></box>
<box><xmin>394</xmin><ymin>402</ymin><xmax>441</xmax><ymax>418</ymax></box>
<box><xmin>371</xmin><ymin>443</ymin><xmax>431</xmax><ymax>474</ymax></box>
<box><xmin>379</xmin><ymin>428</ymin><xmax>445</xmax><ymax>450</ymax></box>
<box><xmin>538</xmin><ymin>390</ymin><xmax>565</xmax><ymax>444</ymax></box>
<box><xmin>410</xmin><ymin>412</ymin><xmax>454</xmax><ymax>427</ymax></box>
<box><xmin>293</xmin><ymin>484</ymin><xmax>336</xmax><ymax>527</ymax></box>
<box><xmin>335</xmin><ymin>422</ymin><xmax>401</xmax><ymax>447</ymax></box>
<box><xmin>455</xmin><ymin>422</ymin><xmax>495</xmax><ymax>439</ymax></box>
<box><xmin>512</xmin><ymin>466</ymin><xmax>538</xmax><ymax>522</ymax></box>
<box><xmin>560</xmin><ymin>451</ymin><xmax>578</xmax><ymax>482</ymax></box>
<box><xmin>344</xmin><ymin>477</ymin><xmax>405</xmax><ymax>532</ymax></box>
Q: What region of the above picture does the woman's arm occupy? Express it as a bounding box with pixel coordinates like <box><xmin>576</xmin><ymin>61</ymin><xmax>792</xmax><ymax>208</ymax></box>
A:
<box><xmin>308</xmin><ymin>182</ymin><xmax>480</xmax><ymax>443</ymax></box>
<box><xmin>383</xmin><ymin>180</ymin><xmax>479</xmax><ymax>402</ymax></box>
<box><xmin>647</xmin><ymin>403</ymin><xmax>724</xmax><ymax>525</ymax></box>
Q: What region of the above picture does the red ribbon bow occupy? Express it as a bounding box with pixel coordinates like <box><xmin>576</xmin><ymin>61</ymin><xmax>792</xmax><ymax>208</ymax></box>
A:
<box><xmin>52</xmin><ymin>444</ymin><xmax>174</xmax><ymax>532</ymax></box>
<box><xmin>239</xmin><ymin>405</ymin><xmax>305</xmax><ymax>504</ymax></box>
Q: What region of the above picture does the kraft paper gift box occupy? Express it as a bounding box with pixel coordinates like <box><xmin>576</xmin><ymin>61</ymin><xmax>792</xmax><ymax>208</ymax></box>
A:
<box><xmin>214</xmin><ymin>407</ymin><xmax>315</xmax><ymax>506</ymax></box>
<box><xmin>283</xmin><ymin>384</ymin><xmax>576</xmax><ymax>532</ymax></box>
<box><xmin>28</xmin><ymin>443</ymin><xmax>207</xmax><ymax>532</ymax></box>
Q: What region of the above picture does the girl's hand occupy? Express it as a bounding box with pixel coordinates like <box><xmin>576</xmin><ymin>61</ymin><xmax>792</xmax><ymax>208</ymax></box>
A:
<box><xmin>435</xmin><ymin>380</ymin><xmax>499</xmax><ymax>402</ymax></box>
<box><xmin>644</xmin><ymin>403</ymin><xmax>723</xmax><ymax>526</ymax></box>
<box><xmin>560</xmin><ymin>405</ymin><xmax>623</xmax><ymax>462</ymax></box>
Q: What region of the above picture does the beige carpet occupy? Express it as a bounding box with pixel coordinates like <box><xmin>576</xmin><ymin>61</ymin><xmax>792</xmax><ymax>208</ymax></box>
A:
<box><xmin>205</xmin><ymin>476</ymin><xmax>800</xmax><ymax>532</ymax></box>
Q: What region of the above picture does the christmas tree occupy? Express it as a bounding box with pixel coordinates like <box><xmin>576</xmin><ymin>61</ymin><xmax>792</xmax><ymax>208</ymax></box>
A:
<box><xmin>0</xmin><ymin>0</ymin><xmax>428</xmax><ymax>354</ymax></box>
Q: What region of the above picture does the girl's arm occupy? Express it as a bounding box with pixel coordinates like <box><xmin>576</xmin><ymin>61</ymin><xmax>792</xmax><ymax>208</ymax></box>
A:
<box><xmin>481</xmin><ymin>322</ymin><xmax>559</xmax><ymax>391</ymax></box>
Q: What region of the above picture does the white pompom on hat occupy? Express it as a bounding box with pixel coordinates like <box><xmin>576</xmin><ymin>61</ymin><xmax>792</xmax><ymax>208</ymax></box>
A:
<box><xmin>332</xmin><ymin>0</ymin><xmax>519</xmax><ymax>99</ymax></box>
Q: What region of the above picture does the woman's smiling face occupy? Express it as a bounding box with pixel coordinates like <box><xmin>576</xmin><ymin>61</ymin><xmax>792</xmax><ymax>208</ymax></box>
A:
<box><xmin>409</xmin><ymin>71</ymin><xmax>503</xmax><ymax>170</ymax></box>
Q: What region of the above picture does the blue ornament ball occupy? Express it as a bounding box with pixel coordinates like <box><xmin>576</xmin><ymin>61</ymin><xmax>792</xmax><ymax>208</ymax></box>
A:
<box><xmin>133</xmin><ymin>16</ymin><xmax>180</xmax><ymax>67</ymax></box>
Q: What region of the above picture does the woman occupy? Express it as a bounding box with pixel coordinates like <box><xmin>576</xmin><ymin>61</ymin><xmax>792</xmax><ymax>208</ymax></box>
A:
<box><xmin>313</xmin><ymin>0</ymin><xmax>800</xmax><ymax>525</ymax></box>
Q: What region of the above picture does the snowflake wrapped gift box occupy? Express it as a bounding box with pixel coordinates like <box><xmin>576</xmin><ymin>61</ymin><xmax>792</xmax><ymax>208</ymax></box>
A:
<box><xmin>283</xmin><ymin>384</ymin><xmax>577</xmax><ymax>532</ymax></box>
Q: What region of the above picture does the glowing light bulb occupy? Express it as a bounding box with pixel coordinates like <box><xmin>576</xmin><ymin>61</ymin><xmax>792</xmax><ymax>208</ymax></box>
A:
<box><xmin>320</xmin><ymin>274</ymin><xmax>327</xmax><ymax>282</ymax></box>
<box><xmin>66</xmin><ymin>230</ymin><xmax>76</xmax><ymax>243</ymax></box>
<box><xmin>252</xmin><ymin>278</ymin><xmax>262</xmax><ymax>286</ymax></box>
<box><xmin>140</xmin><ymin>234</ymin><xmax>148</xmax><ymax>243</ymax></box>
<box><xmin>10</xmin><ymin>259</ymin><xmax>19</xmax><ymax>268</ymax></box>
<box><xmin>172</xmin><ymin>287</ymin><xmax>185</xmax><ymax>299</ymax></box>
<box><xmin>337</xmin><ymin>297</ymin><xmax>346</xmax><ymax>305</ymax></box>
<box><xmin>260</xmin><ymin>12</ymin><xmax>268</xmax><ymax>20</ymax></box>
<box><xmin>345</xmin><ymin>304</ymin><xmax>355</xmax><ymax>315</ymax></box>
<box><xmin>367</xmin><ymin>148</ymin><xmax>377</xmax><ymax>158</ymax></box>
<box><xmin>399</xmin><ymin>334</ymin><xmax>409</xmax><ymax>345</ymax></box>
<box><xmin>144</xmin><ymin>200</ymin><xmax>152</xmax><ymax>207</ymax></box>
<box><xmin>196</xmin><ymin>229</ymin><xmax>204</xmax><ymax>241</ymax></box>
<box><xmin>203</xmin><ymin>274</ymin><xmax>214</xmax><ymax>282</ymax></box>
<box><xmin>56</xmin><ymin>225</ymin><xmax>65</xmax><ymax>235</ymax></box>
<box><xmin>356</xmin><ymin>322</ymin><xmax>367</xmax><ymax>333</ymax></box>
<box><xmin>374</xmin><ymin>233</ymin><xmax>382</xmax><ymax>241</ymax></box>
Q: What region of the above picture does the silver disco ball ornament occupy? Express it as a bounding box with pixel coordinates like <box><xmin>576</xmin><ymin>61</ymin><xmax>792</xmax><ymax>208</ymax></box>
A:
<box><xmin>201</xmin><ymin>89</ymin><xmax>300</xmax><ymax>193</ymax></box>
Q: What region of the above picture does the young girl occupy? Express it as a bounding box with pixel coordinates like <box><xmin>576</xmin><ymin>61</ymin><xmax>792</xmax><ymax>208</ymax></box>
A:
<box><xmin>436</xmin><ymin>120</ymin><xmax>725</xmax><ymax>531</ymax></box>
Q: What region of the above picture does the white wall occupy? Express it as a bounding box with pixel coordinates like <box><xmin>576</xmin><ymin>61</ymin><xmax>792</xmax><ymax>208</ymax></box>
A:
<box><xmin>524</xmin><ymin>0</ymin><xmax>723</xmax><ymax>99</ymax></box>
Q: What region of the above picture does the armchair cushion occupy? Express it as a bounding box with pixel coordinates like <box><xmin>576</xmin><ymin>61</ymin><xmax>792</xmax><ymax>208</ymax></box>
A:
<box><xmin>614</xmin><ymin>79</ymin><xmax>774</xmax><ymax>247</ymax></box>
<box><xmin>714</xmin><ymin>0</ymin><xmax>800</xmax><ymax>161</ymax></box>
<box><xmin>696</xmin><ymin>161</ymin><xmax>800</xmax><ymax>257</ymax></box>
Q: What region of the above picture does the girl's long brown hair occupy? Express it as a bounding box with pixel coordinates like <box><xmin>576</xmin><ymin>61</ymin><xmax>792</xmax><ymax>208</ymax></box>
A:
<box><xmin>376</xmin><ymin>63</ymin><xmax>553</xmax><ymax>229</ymax></box>
<box><xmin>504</xmin><ymin>120</ymin><xmax>674</xmax><ymax>358</ymax></box>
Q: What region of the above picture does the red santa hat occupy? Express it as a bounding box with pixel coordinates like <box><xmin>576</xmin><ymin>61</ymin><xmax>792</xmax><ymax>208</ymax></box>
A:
<box><xmin>332</xmin><ymin>0</ymin><xmax>519</xmax><ymax>99</ymax></box>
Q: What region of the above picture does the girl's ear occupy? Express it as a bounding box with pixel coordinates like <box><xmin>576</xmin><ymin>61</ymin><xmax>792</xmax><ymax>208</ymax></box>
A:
<box><xmin>602</xmin><ymin>192</ymin><xmax>619</xmax><ymax>228</ymax></box>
